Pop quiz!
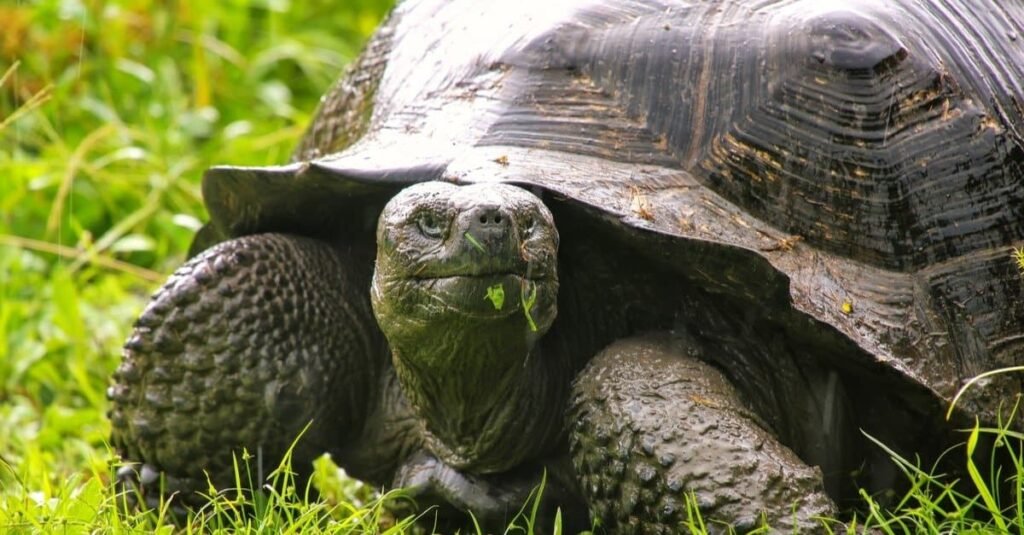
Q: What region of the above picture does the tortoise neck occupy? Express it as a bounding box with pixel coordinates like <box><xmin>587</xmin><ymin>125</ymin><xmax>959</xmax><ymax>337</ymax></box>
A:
<box><xmin>388</xmin><ymin>319</ymin><xmax>567</xmax><ymax>472</ymax></box>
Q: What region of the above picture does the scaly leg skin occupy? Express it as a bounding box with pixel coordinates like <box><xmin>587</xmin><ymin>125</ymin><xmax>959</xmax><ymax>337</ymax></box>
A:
<box><xmin>570</xmin><ymin>334</ymin><xmax>837</xmax><ymax>534</ymax></box>
<box><xmin>107</xmin><ymin>233</ymin><xmax>384</xmax><ymax>510</ymax></box>
<box><xmin>388</xmin><ymin>451</ymin><xmax>589</xmax><ymax>534</ymax></box>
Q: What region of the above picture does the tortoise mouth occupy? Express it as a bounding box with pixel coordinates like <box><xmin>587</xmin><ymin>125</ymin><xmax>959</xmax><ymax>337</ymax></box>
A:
<box><xmin>404</xmin><ymin>272</ymin><xmax>555</xmax><ymax>319</ymax></box>
<box><xmin>411</xmin><ymin>271</ymin><xmax>548</xmax><ymax>282</ymax></box>
<box><xmin>372</xmin><ymin>269</ymin><xmax>557</xmax><ymax>327</ymax></box>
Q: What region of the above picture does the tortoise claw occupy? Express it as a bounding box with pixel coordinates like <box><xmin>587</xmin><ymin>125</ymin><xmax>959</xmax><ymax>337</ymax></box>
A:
<box><xmin>113</xmin><ymin>462</ymin><xmax>197</xmax><ymax>519</ymax></box>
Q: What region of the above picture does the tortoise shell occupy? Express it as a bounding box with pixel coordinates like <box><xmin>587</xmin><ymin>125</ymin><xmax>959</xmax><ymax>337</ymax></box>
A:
<box><xmin>200</xmin><ymin>0</ymin><xmax>1024</xmax><ymax>420</ymax></box>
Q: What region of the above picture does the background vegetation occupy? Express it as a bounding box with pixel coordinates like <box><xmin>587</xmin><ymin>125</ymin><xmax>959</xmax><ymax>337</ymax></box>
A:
<box><xmin>1</xmin><ymin>0</ymin><xmax>395</xmax><ymax>531</ymax></box>
<box><xmin>1</xmin><ymin>1</ymin><xmax>1022</xmax><ymax>533</ymax></box>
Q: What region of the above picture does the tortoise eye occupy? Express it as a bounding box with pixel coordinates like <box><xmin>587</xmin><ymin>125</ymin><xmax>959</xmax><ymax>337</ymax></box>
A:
<box><xmin>521</xmin><ymin>216</ymin><xmax>537</xmax><ymax>237</ymax></box>
<box><xmin>416</xmin><ymin>212</ymin><xmax>444</xmax><ymax>238</ymax></box>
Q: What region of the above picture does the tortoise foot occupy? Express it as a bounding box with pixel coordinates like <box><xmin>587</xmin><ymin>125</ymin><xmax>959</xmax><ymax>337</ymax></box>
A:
<box><xmin>571</xmin><ymin>334</ymin><xmax>837</xmax><ymax>534</ymax></box>
<box><xmin>109</xmin><ymin>232</ymin><xmax>383</xmax><ymax>511</ymax></box>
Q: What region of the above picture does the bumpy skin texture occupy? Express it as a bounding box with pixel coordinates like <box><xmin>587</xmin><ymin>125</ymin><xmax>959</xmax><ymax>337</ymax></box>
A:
<box><xmin>109</xmin><ymin>233</ymin><xmax>383</xmax><ymax>504</ymax></box>
<box><xmin>571</xmin><ymin>335</ymin><xmax>837</xmax><ymax>534</ymax></box>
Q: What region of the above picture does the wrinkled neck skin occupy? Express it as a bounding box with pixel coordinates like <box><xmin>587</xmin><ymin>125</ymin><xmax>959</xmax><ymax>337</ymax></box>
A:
<box><xmin>375</xmin><ymin>299</ymin><xmax>564</xmax><ymax>473</ymax></box>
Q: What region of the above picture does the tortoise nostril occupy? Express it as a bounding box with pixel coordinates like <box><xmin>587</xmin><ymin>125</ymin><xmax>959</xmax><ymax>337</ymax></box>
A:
<box><xmin>479</xmin><ymin>212</ymin><xmax>502</xmax><ymax>224</ymax></box>
<box><xmin>472</xmin><ymin>207</ymin><xmax>506</xmax><ymax>228</ymax></box>
<box><xmin>465</xmin><ymin>206</ymin><xmax>510</xmax><ymax>248</ymax></box>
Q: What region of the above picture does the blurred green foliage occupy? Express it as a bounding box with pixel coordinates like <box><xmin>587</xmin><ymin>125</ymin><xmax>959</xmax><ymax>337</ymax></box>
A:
<box><xmin>2</xmin><ymin>0</ymin><xmax>392</xmax><ymax>262</ymax></box>
<box><xmin>0</xmin><ymin>0</ymin><xmax>392</xmax><ymax>521</ymax></box>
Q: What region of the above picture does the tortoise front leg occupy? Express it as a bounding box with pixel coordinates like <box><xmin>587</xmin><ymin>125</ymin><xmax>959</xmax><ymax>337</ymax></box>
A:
<box><xmin>570</xmin><ymin>334</ymin><xmax>836</xmax><ymax>534</ymax></box>
<box><xmin>107</xmin><ymin>233</ymin><xmax>386</xmax><ymax>509</ymax></box>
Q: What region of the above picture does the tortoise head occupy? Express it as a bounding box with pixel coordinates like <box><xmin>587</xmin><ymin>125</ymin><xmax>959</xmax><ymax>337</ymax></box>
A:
<box><xmin>369</xmin><ymin>181</ymin><xmax>560</xmax><ymax>470</ymax></box>
<box><xmin>370</xmin><ymin>181</ymin><xmax>559</xmax><ymax>356</ymax></box>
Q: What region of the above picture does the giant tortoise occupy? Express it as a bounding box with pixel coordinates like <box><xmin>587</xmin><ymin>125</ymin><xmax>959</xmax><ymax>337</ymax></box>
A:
<box><xmin>108</xmin><ymin>0</ymin><xmax>1024</xmax><ymax>532</ymax></box>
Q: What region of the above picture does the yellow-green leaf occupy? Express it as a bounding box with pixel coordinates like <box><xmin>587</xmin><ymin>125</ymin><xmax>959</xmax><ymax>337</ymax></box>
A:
<box><xmin>485</xmin><ymin>283</ymin><xmax>505</xmax><ymax>310</ymax></box>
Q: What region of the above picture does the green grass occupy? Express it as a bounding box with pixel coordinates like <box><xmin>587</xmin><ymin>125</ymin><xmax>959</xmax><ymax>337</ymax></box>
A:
<box><xmin>1</xmin><ymin>0</ymin><xmax>399</xmax><ymax>531</ymax></box>
<box><xmin>2</xmin><ymin>1</ymin><xmax>1023</xmax><ymax>533</ymax></box>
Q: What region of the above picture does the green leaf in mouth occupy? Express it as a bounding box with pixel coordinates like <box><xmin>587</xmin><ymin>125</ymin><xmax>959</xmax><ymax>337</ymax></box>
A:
<box><xmin>521</xmin><ymin>280</ymin><xmax>538</xmax><ymax>332</ymax></box>
<box><xmin>485</xmin><ymin>283</ymin><xmax>505</xmax><ymax>310</ymax></box>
